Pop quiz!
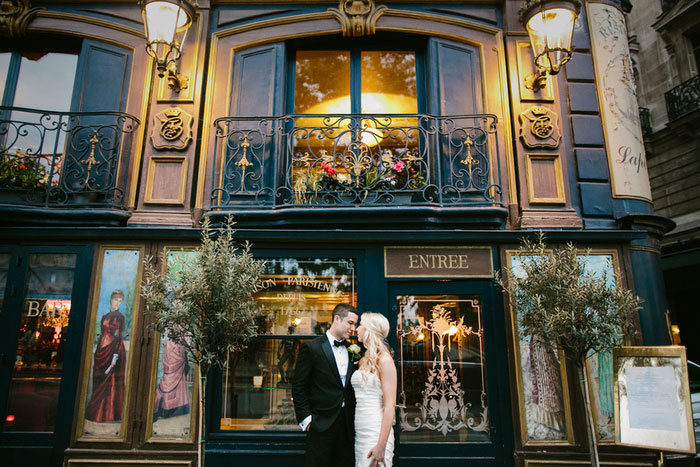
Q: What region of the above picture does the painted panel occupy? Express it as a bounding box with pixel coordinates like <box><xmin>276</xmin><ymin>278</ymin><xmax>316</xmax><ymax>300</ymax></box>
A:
<box><xmin>77</xmin><ymin>247</ymin><xmax>142</xmax><ymax>441</ymax></box>
<box><xmin>146</xmin><ymin>249</ymin><xmax>197</xmax><ymax>441</ymax></box>
<box><xmin>587</xmin><ymin>3</ymin><xmax>651</xmax><ymax>201</ymax></box>
<box><xmin>507</xmin><ymin>252</ymin><xmax>573</xmax><ymax>444</ymax></box>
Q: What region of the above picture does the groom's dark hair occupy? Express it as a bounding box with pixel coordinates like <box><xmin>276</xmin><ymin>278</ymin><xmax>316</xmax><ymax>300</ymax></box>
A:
<box><xmin>332</xmin><ymin>303</ymin><xmax>357</xmax><ymax>321</ymax></box>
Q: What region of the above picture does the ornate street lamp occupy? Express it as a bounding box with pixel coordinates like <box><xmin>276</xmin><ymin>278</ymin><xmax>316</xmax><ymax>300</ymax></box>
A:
<box><xmin>140</xmin><ymin>0</ymin><xmax>197</xmax><ymax>92</ymax></box>
<box><xmin>520</xmin><ymin>0</ymin><xmax>580</xmax><ymax>90</ymax></box>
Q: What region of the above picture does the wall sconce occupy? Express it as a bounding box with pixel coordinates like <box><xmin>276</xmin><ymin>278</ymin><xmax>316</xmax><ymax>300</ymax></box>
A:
<box><xmin>140</xmin><ymin>0</ymin><xmax>197</xmax><ymax>93</ymax></box>
<box><xmin>520</xmin><ymin>0</ymin><xmax>580</xmax><ymax>91</ymax></box>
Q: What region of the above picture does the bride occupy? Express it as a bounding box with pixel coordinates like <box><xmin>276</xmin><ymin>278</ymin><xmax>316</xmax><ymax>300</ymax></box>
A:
<box><xmin>352</xmin><ymin>313</ymin><xmax>397</xmax><ymax>467</ymax></box>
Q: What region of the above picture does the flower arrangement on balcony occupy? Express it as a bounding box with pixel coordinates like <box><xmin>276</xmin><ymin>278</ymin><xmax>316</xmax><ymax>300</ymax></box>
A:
<box><xmin>292</xmin><ymin>148</ymin><xmax>426</xmax><ymax>205</ymax></box>
<box><xmin>0</xmin><ymin>150</ymin><xmax>49</xmax><ymax>189</ymax></box>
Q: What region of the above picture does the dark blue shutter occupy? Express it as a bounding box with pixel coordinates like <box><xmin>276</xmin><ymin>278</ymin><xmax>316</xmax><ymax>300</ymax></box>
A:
<box><xmin>427</xmin><ymin>38</ymin><xmax>488</xmax><ymax>200</ymax></box>
<box><xmin>64</xmin><ymin>40</ymin><xmax>132</xmax><ymax>206</ymax></box>
<box><xmin>224</xmin><ymin>43</ymin><xmax>285</xmax><ymax>206</ymax></box>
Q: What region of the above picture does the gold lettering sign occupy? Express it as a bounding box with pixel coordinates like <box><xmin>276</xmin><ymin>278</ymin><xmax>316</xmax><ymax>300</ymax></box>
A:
<box><xmin>384</xmin><ymin>246</ymin><xmax>493</xmax><ymax>278</ymax></box>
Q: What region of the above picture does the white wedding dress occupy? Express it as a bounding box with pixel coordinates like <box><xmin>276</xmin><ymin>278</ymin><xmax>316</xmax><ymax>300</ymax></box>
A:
<box><xmin>351</xmin><ymin>369</ymin><xmax>394</xmax><ymax>467</ymax></box>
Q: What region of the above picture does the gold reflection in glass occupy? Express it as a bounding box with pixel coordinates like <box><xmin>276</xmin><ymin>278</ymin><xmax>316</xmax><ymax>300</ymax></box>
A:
<box><xmin>5</xmin><ymin>253</ymin><xmax>76</xmax><ymax>432</ymax></box>
<box><xmin>221</xmin><ymin>258</ymin><xmax>356</xmax><ymax>431</ymax></box>
<box><xmin>361</xmin><ymin>51</ymin><xmax>417</xmax><ymax>114</ymax></box>
<box><xmin>295</xmin><ymin>50</ymin><xmax>351</xmax><ymax>114</ymax></box>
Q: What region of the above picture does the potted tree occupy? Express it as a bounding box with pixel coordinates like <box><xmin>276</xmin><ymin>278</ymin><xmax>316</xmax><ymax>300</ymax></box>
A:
<box><xmin>497</xmin><ymin>233</ymin><xmax>641</xmax><ymax>467</ymax></box>
<box><xmin>141</xmin><ymin>216</ymin><xmax>265</xmax><ymax>467</ymax></box>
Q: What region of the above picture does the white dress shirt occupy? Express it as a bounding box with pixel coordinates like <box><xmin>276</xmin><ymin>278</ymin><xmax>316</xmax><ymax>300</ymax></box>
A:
<box><xmin>299</xmin><ymin>331</ymin><xmax>349</xmax><ymax>431</ymax></box>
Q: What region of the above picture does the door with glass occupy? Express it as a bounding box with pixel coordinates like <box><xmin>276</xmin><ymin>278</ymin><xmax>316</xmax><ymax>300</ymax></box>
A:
<box><xmin>390</xmin><ymin>281</ymin><xmax>512</xmax><ymax>466</ymax></box>
<box><xmin>0</xmin><ymin>246</ymin><xmax>91</xmax><ymax>467</ymax></box>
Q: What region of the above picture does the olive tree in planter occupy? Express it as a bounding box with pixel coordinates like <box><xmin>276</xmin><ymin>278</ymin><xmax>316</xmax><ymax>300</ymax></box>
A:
<box><xmin>141</xmin><ymin>217</ymin><xmax>265</xmax><ymax>467</ymax></box>
<box><xmin>497</xmin><ymin>233</ymin><xmax>640</xmax><ymax>467</ymax></box>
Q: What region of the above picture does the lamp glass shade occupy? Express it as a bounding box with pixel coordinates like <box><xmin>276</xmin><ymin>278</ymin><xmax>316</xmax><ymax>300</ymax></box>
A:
<box><xmin>526</xmin><ymin>7</ymin><xmax>576</xmax><ymax>73</ymax></box>
<box><xmin>144</xmin><ymin>1</ymin><xmax>191</xmax><ymax>43</ymax></box>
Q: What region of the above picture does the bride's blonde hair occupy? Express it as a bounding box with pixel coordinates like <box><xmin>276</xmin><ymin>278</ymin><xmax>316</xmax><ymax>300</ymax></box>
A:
<box><xmin>359</xmin><ymin>312</ymin><xmax>391</xmax><ymax>376</ymax></box>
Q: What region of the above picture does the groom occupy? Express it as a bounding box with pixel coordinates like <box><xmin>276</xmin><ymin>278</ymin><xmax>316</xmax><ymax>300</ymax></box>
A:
<box><xmin>292</xmin><ymin>303</ymin><xmax>358</xmax><ymax>467</ymax></box>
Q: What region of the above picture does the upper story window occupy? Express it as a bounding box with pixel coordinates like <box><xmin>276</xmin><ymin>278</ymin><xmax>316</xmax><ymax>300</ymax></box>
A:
<box><xmin>293</xmin><ymin>49</ymin><xmax>418</xmax><ymax>114</ymax></box>
<box><xmin>0</xmin><ymin>49</ymin><xmax>78</xmax><ymax>112</ymax></box>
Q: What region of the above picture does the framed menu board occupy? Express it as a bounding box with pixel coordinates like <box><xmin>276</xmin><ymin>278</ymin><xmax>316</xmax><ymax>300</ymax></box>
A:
<box><xmin>613</xmin><ymin>346</ymin><xmax>696</xmax><ymax>454</ymax></box>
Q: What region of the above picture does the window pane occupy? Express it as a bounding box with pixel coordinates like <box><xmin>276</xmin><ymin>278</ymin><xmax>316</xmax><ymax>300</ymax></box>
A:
<box><xmin>4</xmin><ymin>253</ymin><xmax>76</xmax><ymax>432</ymax></box>
<box><xmin>220</xmin><ymin>257</ymin><xmax>357</xmax><ymax>431</ymax></box>
<box><xmin>9</xmin><ymin>52</ymin><xmax>78</xmax><ymax>159</ymax></box>
<box><xmin>13</xmin><ymin>52</ymin><xmax>77</xmax><ymax>111</ymax></box>
<box><xmin>397</xmin><ymin>295</ymin><xmax>489</xmax><ymax>443</ymax></box>
<box><xmin>294</xmin><ymin>50</ymin><xmax>350</xmax><ymax>114</ymax></box>
<box><xmin>361</xmin><ymin>51</ymin><xmax>417</xmax><ymax>114</ymax></box>
<box><xmin>0</xmin><ymin>52</ymin><xmax>10</xmax><ymax>99</ymax></box>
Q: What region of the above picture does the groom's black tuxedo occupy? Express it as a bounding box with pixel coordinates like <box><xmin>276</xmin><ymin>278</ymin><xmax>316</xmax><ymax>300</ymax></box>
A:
<box><xmin>292</xmin><ymin>334</ymin><xmax>355</xmax><ymax>467</ymax></box>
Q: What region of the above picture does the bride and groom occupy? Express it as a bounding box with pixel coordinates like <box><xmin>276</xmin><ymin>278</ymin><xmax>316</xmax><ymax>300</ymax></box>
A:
<box><xmin>292</xmin><ymin>304</ymin><xmax>397</xmax><ymax>467</ymax></box>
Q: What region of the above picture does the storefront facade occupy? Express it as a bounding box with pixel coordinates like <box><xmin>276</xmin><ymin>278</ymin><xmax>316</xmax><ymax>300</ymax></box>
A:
<box><xmin>0</xmin><ymin>1</ymin><xmax>676</xmax><ymax>466</ymax></box>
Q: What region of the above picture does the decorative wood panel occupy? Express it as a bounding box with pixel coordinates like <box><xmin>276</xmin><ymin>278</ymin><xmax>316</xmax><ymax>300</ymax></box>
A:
<box><xmin>144</xmin><ymin>156</ymin><xmax>188</xmax><ymax>205</ymax></box>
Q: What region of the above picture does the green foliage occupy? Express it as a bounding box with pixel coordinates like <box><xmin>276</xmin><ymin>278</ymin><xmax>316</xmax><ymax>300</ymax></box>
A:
<box><xmin>0</xmin><ymin>152</ymin><xmax>48</xmax><ymax>189</ymax></box>
<box><xmin>141</xmin><ymin>216</ymin><xmax>266</xmax><ymax>375</ymax></box>
<box><xmin>497</xmin><ymin>232</ymin><xmax>640</xmax><ymax>367</ymax></box>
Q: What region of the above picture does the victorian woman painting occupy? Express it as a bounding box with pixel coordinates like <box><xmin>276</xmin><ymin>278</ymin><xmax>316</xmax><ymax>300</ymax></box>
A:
<box><xmin>85</xmin><ymin>289</ymin><xmax>127</xmax><ymax>422</ymax></box>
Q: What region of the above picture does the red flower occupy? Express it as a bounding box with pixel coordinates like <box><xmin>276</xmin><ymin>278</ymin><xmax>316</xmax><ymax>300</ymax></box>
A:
<box><xmin>320</xmin><ymin>162</ymin><xmax>336</xmax><ymax>176</ymax></box>
<box><xmin>18</xmin><ymin>164</ymin><xmax>26</xmax><ymax>170</ymax></box>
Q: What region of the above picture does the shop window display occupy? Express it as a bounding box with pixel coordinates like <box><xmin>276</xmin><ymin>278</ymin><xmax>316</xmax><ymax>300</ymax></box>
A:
<box><xmin>220</xmin><ymin>258</ymin><xmax>356</xmax><ymax>430</ymax></box>
<box><xmin>4</xmin><ymin>253</ymin><xmax>75</xmax><ymax>432</ymax></box>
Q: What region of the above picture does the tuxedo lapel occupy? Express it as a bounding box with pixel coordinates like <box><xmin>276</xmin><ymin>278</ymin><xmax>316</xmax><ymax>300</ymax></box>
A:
<box><xmin>320</xmin><ymin>337</ymin><xmax>343</xmax><ymax>387</ymax></box>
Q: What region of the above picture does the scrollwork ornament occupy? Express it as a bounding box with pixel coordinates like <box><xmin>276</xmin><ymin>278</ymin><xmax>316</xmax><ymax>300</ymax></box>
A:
<box><xmin>519</xmin><ymin>106</ymin><xmax>561</xmax><ymax>149</ymax></box>
<box><xmin>328</xmin><ymin>0</ymin><xmax>387</xmax><ymax>37</ymax></box>
<box><xmin>0</xmin><ymin>0</ymin><xmax>44</xmax><ymax>38</ymax></box>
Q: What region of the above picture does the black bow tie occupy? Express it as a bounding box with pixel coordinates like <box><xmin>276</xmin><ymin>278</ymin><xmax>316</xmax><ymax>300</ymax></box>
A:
<box><xmin>333</xmin><ymin>339</ymin><xmax>345</xmax><ymax>347</ymax></box>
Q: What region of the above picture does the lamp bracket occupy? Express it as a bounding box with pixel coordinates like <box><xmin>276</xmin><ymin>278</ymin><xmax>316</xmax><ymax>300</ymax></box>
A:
<box><xmin>524</xmin><ymin>69</ymin><xmax>548</xmax><ymax>91</ymax></box>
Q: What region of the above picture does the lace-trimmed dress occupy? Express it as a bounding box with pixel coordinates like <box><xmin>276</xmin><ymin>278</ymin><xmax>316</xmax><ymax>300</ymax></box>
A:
<box><xmin>351</xmin><ymin>369</ymin><xmax>394</xmax><ymax>467</ymax></box>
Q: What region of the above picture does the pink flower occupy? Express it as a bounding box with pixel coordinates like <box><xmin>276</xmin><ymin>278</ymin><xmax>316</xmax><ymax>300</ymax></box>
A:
<box><xmin>392</xmin><ymin>160</ymin><xmax>406</xmax><ymax>172</ymax></box>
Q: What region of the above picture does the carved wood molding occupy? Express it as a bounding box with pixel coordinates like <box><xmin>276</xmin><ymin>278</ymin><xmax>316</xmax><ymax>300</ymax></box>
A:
<box><xmin>328</xmin><ymin>0</ymin><xmax>387</xmax><ymax>37</ymax></box>
<box><xmin>0</xmin><ymin>0</ymin><xmax>44</xmax><ymax>38</ymax></box>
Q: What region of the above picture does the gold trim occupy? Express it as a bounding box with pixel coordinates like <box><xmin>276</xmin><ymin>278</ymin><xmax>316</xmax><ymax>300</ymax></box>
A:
<box><xmin>613</xmin><ymin>346</ymin><xmax>696</xmax><ymax>454</ymax></box>
<box><xmin>129</xmin><ymin>54</ymin><xmax>155</xmax><ymax>210</ymax></box>
<box><xmin>67</xmin><ymin>461</ymin><xmax>192</xmax><ymax>467</ymax></box>
<box><xmin>328</xmin><ymin>0</ymin><xmax>387</xmax><ymax>37</ymax></box>
<box><xmin>145</xmin><ymin>246</ymin><xmax>199</xmax><ymax>443</ymax></box>
<box><xmin>524</xmin><ymin>461</ymin><xmax>654</xmax><ymax>467</ymax></box>
<box><xmin>504</xmin><ymin>250</ymin><xmax>576</xmax><ymax>447</ymax></box>
<box><xmin>144</xmin><ymin>156</ymin><xmax>189</xmax><ymax>206</ymax></box>
<box><xmin>36</xmin><ymin>10</ymin><xmax>144</xmax><ymax>37</ymax></box>
<box><xmin>526</xmin><ymin>153</ymin><xmax>566</xmax><ymax>204</ymax></box>
<box><xmin>628</xmin><ymin>245</ymin><xmax>661</xmax><ymax>255</ymax></box>
<box><xmin>495</xmin><ymin>32</ymin><xmax>518</xmax><ymax>207</ymax></box>
<box><xmin>384</xmin><ymin>246</ymin><xmax>494</xmax><ymax>278</ymax></box>
<box><xmin>76</xmin><ymin>245</ymin><xmax>145</xmax><ymax>443</ymax></box>
<box><xmin>516</xmin><ymin>41</ymin><xmax>554</xmax><ymax>102</ymax></box>
<box><xmin>157</xmin><ymin>14</ymin><xmax>204</xmax><ymax>103</ymax></box>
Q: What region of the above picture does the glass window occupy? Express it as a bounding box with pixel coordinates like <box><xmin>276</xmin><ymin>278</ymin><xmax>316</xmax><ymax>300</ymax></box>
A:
<box><xmin>4</xmin><ymin>253</ymin><xmax>76</xmax><ymax>432</ymax></box>
<box><xmin>220</xmin><ymin>257</ymin><xmax>356</xmax><ymax>431</ymax></box>
<box><xmin>0</xmin><ymin>52</ymin><xmax>10</xmax><ymax>98</ymax></box>
<box><xmin>0</xmin><ymin>253</ymin><xmax>9</xmax><ymax>310</ymax></box>
<box><xmin>291</xmin><ymin>47</ymin><xmax>422</xmax><ymax>200</ymax></box>
<box><xmin>12</xmin><ymin>52</ymin><xmax>77</xmax><ymax>111</ymax></box>
<box><xmin>397</xmin><ymin>295</ymin><xmax>489</xmax><ymax>443</ymax></box>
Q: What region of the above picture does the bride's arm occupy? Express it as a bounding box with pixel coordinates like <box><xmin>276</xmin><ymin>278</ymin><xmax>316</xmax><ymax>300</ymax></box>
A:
<box><xmin>366</xmin><ymin>354</ymin><xmax>397</xmax><ymax>466</ymax></box>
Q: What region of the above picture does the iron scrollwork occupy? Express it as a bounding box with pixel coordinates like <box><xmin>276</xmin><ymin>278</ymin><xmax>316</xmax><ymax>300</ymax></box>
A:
<box><xmin>210</xmin><ymin>113</ymin><xmax>502</xmax><ymax>210</ymax></box>
<box><xmin>0</xmin><ymin>105</ymin><xmax>139</xmax><ymax>208</ymax></box>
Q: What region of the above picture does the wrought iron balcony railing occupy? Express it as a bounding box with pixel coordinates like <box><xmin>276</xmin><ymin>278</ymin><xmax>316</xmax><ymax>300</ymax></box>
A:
<box><xmin>638</xmin><ymin>107</ymin><xmax>652</xmax><ymax>136</ymax></box>
<box><xmin>211</xmin><ymin>114</ymin><xmax>502</xmax><ymax>210</ymax></box>
<box><xmin>0</xmin><ymin>106</ymin><xmax>139</xmax><ymax>209</ymax></box>
<box><xmin>665</xmin><ymin>75</ymin><xmax>700</xmax><ymax>122</ymax></box>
